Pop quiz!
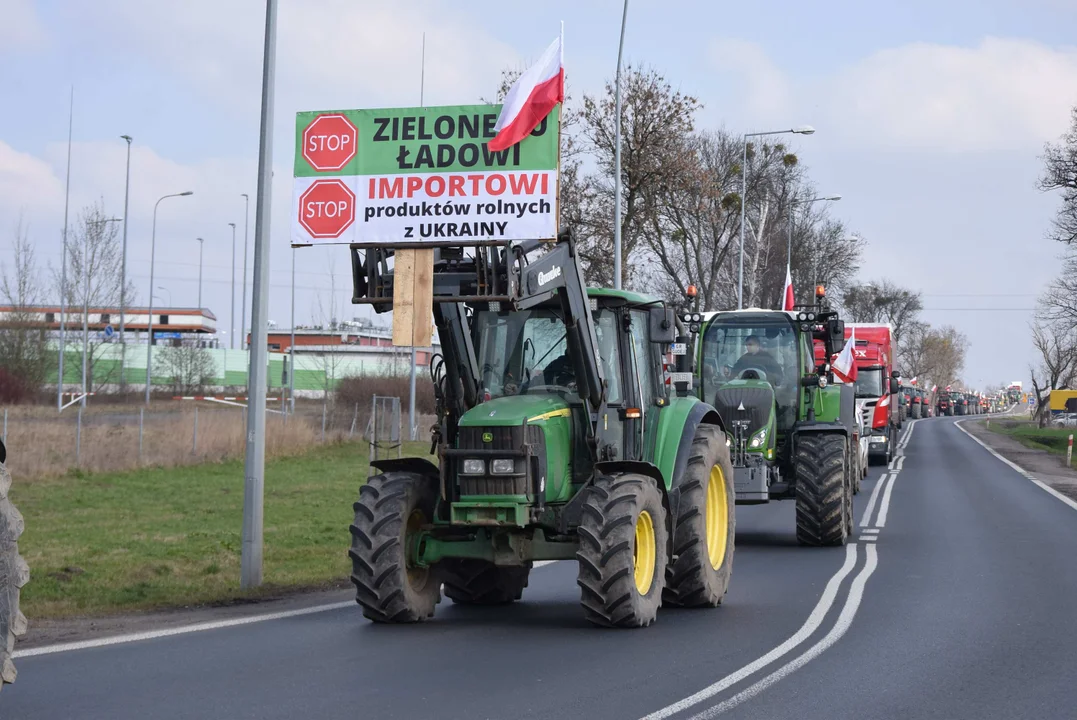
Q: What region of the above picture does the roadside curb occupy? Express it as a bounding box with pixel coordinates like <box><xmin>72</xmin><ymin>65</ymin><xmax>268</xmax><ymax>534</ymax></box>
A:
<box><xmin>955</xmin><ymin>418</ymin><xmax>1077</xmax><ymax>515</ymax></box>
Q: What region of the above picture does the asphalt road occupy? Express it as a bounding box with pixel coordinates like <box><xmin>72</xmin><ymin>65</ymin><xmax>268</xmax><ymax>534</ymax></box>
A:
<box><xmin>7</xmin><ymin>415</ymin><xmax>1077</xmax><ymax>719</ymax></box>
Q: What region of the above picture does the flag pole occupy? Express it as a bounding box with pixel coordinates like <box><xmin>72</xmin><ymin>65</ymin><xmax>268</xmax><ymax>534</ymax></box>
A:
<box><xmin>555</xmin><ymin>21</ymin><xmax>564</xmax><ymax>236</ymax></box>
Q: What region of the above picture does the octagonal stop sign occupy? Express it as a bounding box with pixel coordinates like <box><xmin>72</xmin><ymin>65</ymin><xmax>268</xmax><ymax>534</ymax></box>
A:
<box><xmin>302</xmin><ymin>113</ymin><xmax>358</xmax><ymax>172</ymax></box>
<box><xmin>299</xmin><ymin>180</ymin><xmax>356</xmax><ymax>239</ymax></box>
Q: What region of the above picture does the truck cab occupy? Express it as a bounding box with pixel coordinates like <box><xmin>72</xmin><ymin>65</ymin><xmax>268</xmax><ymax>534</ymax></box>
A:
<box><xmin>846</xmin><ymin>324</ymin><xmax>899</xmax><ymax>464</ymax></box>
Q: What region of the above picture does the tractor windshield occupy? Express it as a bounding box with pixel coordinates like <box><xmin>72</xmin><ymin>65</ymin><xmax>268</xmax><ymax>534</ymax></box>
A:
<box><xmin>854</xmin><ymin>368</ymin><xmax>884</xmax><ymax>398</ymax></box>
<box><xmin>700</xmin><ymin>317</ymin><xmax>800</xmax><ymax>411</ymax></box>
<box><xmin>474</xmin><ymin>307</ymin><xmax>622</xmax><ymax>403</ymax></box>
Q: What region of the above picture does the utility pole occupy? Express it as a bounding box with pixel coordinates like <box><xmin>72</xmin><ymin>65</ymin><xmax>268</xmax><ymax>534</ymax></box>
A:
<box><xmin>58</xmin><ymin>87</ymin><xmax>73</xmax><ymax>411</ymax></box>
<box><xmin>119</xmin><ymin>134</ymin><xmax>133</xmax><ymax>394</ymax></box>
<box><xmin>612</xmin><ymin>0</ymin><xmax>629</xmax><ymax>290</ymax></box>
<box><xmin>241</xmin><ymin>0</ymin><xmax>278</xmax><ymax>589</ymax></box>
<box><xmin>145</xmin><ymin>192</ymin><xmax>193</xmax><ymax>405</ymax></box>
<box><xmin>241</xmin><ymin>193</ymin><xmax>250</xmax><ymax>350</ymax></box>
<box><xmin>229</xmin><ymin>222</ymin><xmax>237</xmax><ymax>349</ymax></box>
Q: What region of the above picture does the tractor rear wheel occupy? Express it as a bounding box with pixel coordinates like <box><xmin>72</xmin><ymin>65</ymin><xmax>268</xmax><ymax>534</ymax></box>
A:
<box><xmin>577</xmin><ymin>473</ymin><xmax>668</xmax><ymax>628</ymax></box>
<box><xmin>442</xmin><ymin>560</ymin><xmax>530</xmax><ymax>605</ymax></box>
<box><xmin>349</xmin><ymin>472</ymin><xmax>441</xmax><ymax>623</ymax></box>
<box><xmin>795</xmin><ymin>433</ymin><xmax>850</xmax><ymax>547</ymax></box>
<box><xmin>664</xmin><ymin>425</ymin><xmax>735</xmax><ymax>608</ymax></box>
<box><xmin>0</xmin><ymin>458</ymin><xmax>28</xmax><ymax>691</ymax></box>
<box><xmin>850</xmin><ymin>437</ymin><xmax>862</xmax><ymax>495</ymax></box>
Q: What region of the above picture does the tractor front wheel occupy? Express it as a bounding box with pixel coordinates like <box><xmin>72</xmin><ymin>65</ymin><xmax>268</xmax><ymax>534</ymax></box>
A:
<box><xmin>664</xmin><ymin>425</ymin><xmax>735</xmax><ymax>608</ymax></box>
<box><xmin>349</xmin><ymin>472</ymin><xmax>441</xmax><ymax>623</ymax></box>
<box><xmin>795</xmin><ymin>433</ymin><xmax>850</xmax><ymax>547</ymax></box>
<box><xmin>577</xmin><ymin>473</ymin><xmax>668</xmax><ymax>628</ymax></box>
<box><xmin>442</xmin><ymin>560</ymin><xmax>531</xmax><ymax>605</ymax></box>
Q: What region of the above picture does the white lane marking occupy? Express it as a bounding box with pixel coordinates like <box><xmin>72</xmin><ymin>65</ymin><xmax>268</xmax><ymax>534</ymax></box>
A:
<box><xmin>954</xmin><ymin>420</ymin><xmax>1077</xmax><ymax>514</ymax></box>
<box><xmin>859</xmin><ymin>473</ymin><xmax>890</xmax><ymax>528</ymax></box>
<box><xmin>861</xmin><ymin>536</ymin><xmax>877</xmax><ymax>542</ymax></box>
<box><xmin>640</xmin><ymin>544</ymin><xmax>860</xmax><ymax>720</ymax></box>
<box><xmin>861</xmin><ymin>528</ymin><xmax>879</xmax><ymax>534</ymax></box>
<box><xmin>18</xmin><ymin>560</ymin><xmax>562</xmax><ymax>659</ymax></box>
<box><xmin>688</xmin><ymin>544</ymin><xmax>880</xmax><ymax>719</ymax></box>
<box><xmin>875</xmin><ymin>471</ymin><xmax>899</xmax><ymax>528</ymax></box>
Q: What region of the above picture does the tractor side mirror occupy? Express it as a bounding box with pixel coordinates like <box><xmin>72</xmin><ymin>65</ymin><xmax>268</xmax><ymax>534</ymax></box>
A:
<box><xmin>649</xmin><ymin>307</ymin><xmax>677</xmax><ymax>343</ymax></box>
<box><xmin>890</xmin><ymin>378</ymin><xmax>900</xmax><ymax>394</ymax></box>
<box><xmin>829</xmin><ymin>318</ymin><xmax>844</xmax><ymax>349</ymax></box>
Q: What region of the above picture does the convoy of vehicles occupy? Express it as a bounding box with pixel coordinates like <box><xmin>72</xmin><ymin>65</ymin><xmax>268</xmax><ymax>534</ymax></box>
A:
<box><xmin>347</xmin><ymin>232</ymin><xmax>735</xmax><ymax>627</ymax></box>
<box><xmin>694</xmin><ymin>288</ymin><xmax>858</xmax><ymax>546</ymax></box>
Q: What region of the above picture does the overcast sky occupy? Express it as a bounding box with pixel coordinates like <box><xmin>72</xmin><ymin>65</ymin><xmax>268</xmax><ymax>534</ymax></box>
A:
<box><xmin>1</xmin><ymin>0</ymin><xmax>1075</xmax><ymax>388</ymax></box>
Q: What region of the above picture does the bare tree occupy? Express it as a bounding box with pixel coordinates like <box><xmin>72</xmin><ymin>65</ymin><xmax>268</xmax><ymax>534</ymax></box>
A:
<box><xmin>0</xmin><ymin>216</ymin><xmax>48</xmax><ymax>400</ymax></box>
<box><xmin>1029</xmin><ymin>318</ymin><xmax>1077</xmax><ymax>426</ymax></box>
<box><xmin>50</xmin><ymin>202</ymin><xmax>136</xmax><ymax>392</ymax></box>
<box><xmin>153</xmin><ymin>343</ymin><xmax>216</xmax><ymax>395</ymax></box>
<box><xmin>897</xmin><ymin>322</ymin><xmax>967</xmax><ymax>389</ymax></box>
<box><xmin>1040</xmin><ymin>106</ymin><xmax>1077</xmax><ymax>246</ymax></box>
<box><xmin>576</xmin><ymin>66</ymin><xmax>700</xmax><ymax>288</ymax></box>
<box><xmin>841</xmin><ymin>280</ymin><xmax>923</xmax><ymax>348</ymax></box>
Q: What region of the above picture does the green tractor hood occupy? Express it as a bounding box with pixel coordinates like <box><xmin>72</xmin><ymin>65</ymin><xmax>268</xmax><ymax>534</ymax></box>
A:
<box><xmin>459</xmin><ymin>394</ymin><xmax>571</xmax><ymax>427</ymax></box>
<box><xmin>712</xmin><ymin>378</ymin><xmax>777</xmax><ymax>460</ymax></box>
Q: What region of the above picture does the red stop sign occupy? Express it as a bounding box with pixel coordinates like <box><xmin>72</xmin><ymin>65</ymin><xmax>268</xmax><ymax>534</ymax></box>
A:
<box><xmin>302</xmin><ymin>113</ymin><xmax>358</xmax><ymax>172</ymax></box>
<box><xmin>298</xmin><ymin>180</ymin><xmax>356</xmax><ymax>238</ymax></box>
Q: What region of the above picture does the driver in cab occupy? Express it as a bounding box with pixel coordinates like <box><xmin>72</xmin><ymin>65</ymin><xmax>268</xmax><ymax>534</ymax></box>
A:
<box><xmin>729</xmin><ymin>335</ymin><xmax>783</xmax><ymax>384</ymax></box>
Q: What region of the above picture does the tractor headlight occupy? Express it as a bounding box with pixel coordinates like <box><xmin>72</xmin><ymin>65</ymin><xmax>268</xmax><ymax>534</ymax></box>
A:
<box><xmin>749</xmin><ymin>427</ymin><xmax>768</xmax><ymax>449</ymax></box>
<box><xmin>462</xmin><ymin>459</ymin><xmax>485</xmax><ymax>475</ymax></box>
<box><xmin>490</xmin><ymin>459</ymin><xmax>515</xmax><ymax>474</ymax></box>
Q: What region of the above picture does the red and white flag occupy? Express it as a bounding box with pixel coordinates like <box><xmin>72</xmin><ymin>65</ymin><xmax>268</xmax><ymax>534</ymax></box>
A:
<box><xmin>782</xmin><ymin>264</ymin><xmax>795</xmax><ymax>311</ymax></box>
<box><xmin>910</xmin><ymin>376</ymin><xmax>918</xmax><ymax>386</ymax></box>
<box><xmin>832</xmin><ymin>328</ymin><xmax>858</xmax><ymax>384</ymax></box>
<box><xmin>488</xmin><ymin>33</ymin><xmax>565</xmax><ymax>152</ymax></box>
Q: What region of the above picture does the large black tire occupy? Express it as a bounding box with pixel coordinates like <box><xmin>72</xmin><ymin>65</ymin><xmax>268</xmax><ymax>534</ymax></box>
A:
<box><xmin>0</xmin><ymin>458</ymin><xmax>28</xmax><ymax>690</ymax></box>
<box><xmin>664</xmin><ymin>425</ymin><xmax>735</xmax><ymax>608</ymax></box>
<box><xmin>442</xmin><ymin>560</ymin><xmax>530</xmax><ymax>605</ymax></box>
<box><xmin>911</xmin><ymin>404</ymin><xmax>922</xmax><ymax>420</ymax></box>
<box><xmin>795</xmin><ymin>433</ymin><xmax>850</xmax><ymax>547</ymax></box>
<box><xmin>577</xmin><ymin>473</ymin><xmax>668</xmax><ymax>628</ymax></box>
<box><xmin>850</xmin><ymin>437</ymin><xmax>862</xmax><ymax>495</ymax></box>
<box><xmin>349</xmin><ymin>472</ymin><xmax>441</xmax><ymax>623</ymax></box>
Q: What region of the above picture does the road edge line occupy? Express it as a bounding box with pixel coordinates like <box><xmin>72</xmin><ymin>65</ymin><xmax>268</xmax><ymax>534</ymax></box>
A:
<box><xmin>954</xmin><ymin>419</ymin><xmax>1077</xmax><ymax>515</ymax></box>
<box><xmin>16</xmin><ymin>560</ymin><xmax>561</xmax><ymax>658</ymax></box>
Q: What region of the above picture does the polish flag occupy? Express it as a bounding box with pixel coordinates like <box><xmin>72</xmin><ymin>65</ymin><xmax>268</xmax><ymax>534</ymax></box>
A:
<box><xmin>832</xmin><ymin>328</ymin><xmax>858</xmax><ymax>384</ymax></box>
<box><xmin>782</xmin><ymin>264</ymin><xmax>795</xmax><ymax>311</ymax></box>
<box><xmin>488</xmin><ymin>33</ymin><xmax>564</xmax><ymax>152</ymax></box>
<box><xmin>910</xmin><ymin>376</ymin><xmax>918</xmax><ymax>386</ymax></box>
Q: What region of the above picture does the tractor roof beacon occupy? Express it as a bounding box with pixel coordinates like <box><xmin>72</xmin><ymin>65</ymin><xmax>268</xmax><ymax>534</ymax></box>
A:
<box><xmin>347</xmin><ymin>231</ymin><xmax>734</xmax><ymax>627</ymax></box>
<box><xmin>694</xmin><ymin>287</ymin><xmax>857</xmax><ymax>546</ymax></box>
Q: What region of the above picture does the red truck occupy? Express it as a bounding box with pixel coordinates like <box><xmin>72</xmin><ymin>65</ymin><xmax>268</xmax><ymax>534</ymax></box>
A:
<box><xmin>846</xmin><ymin>323</ymin><xmax>900</xmax><ymax>465</ymax></box>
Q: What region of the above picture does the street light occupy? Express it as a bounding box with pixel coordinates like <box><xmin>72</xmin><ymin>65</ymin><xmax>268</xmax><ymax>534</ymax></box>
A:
<box><xmin>119</xmin><ymin>135</ymin><xmax>133</xmax><ymax>394</ymax></box>
<box><xmin>241</xmin><ymin>193</ymin><xmax>250</xmax><ymax>350</ymax></box>
<box><xmin>156</xmin><ymin>286</ymin><xmax>172</xmax><ymax>307</ymax></box>
<box><xmin>82</xmin><ymin>217</ymin><xmax>121</xmax><ymax>407</ymax></box>
<box><xmin>196</xmin><ymin>238</ymin><xmax>204</xmax><ymax>309</ymax></box>
<box><xmin>612</xmin><ymin>0</ymin><xmax>629</xmax><ymax>290</ymax></box>
<box><xmin>787</xmin><ymin>194</ymin><xmax>841</xmax><ymax>267</ymax></box>
<box><xmin>229</xmin><ymin>222</ymin><xmax>237</xmax><ymax>350</ymax></box>
<box><xmin>739</xmin><ymin>125</ymin><xmax>815</xmax><ymax>309</ymax></box>
<box><xmin>145</xmin><ymin>191</ymin><xmax>193</xmax><ymax>405</ymax></box>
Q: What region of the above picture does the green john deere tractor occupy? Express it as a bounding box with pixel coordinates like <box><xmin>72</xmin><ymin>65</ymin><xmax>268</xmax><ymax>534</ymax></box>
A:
<box><xmin>346</xmin><ymin>231</ymin><xmax>735</xmax><ymax>627</ymax></box>
<box><xmin>691</xmin><ymin>290</ymin><xmax>857</xmax><ymax>546</ymax></box>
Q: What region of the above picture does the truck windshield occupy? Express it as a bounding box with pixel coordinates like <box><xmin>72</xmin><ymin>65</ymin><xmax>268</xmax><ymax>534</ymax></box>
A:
<box><xmin>473</xmin><ymin>307</ymin><xmax>622</xmax><ymax>403</ymax></box>
<box><xmin>854</xmin><ymin>368</ymin><xmax>884</xmax><ymax>398</ymax></box>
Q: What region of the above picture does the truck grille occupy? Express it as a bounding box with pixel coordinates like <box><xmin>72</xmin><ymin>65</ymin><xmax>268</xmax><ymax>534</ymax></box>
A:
<box><xmin>456</xmin><ymin>425</ymin><xmax>545</xmax><ymax>496</ymax></box>
<box><xmin>860</xmin><ymin>400</ymin><xmax>877</xmax><ymax>429</ymax></box>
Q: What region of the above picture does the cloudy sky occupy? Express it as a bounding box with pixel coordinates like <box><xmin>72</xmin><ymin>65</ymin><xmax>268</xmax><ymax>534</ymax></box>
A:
<box><xmin>2</xmin><ymin>0</ymin><xmax>1075</xmax><ymax>387</ymax></box>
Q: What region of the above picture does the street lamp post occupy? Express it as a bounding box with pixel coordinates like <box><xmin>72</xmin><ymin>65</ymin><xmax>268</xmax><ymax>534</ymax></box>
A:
<box><xmin>82</xmin><ymin>217</ymin><xmax>121</xmax><ymax>407</ymax></box>
<box><xmin>145</xmin><ymin>191</ymin><xmax>194</xmax><ymax>405</ymax></box>
<box><xmin>787</xmin><ymin>194</ymin><xmax>841</xmax><ymax>268</ymax></box>
<box><xmin>612</xmin><ymin>0</ymin><xmax>629</xmax><ymax>290</ymax></box>
<box><xmin>119</xmin><ymin>135</ymin><xmax>133</xmax><ymax>394</ymax></box>
<box><xmin>739</xmin><ymin>125</ymin><xmax>815</xmax><ymax>309</ymax></box>
<box><xmin>241</xmin><ymin>193</ymin><xmax>250</xmax><ymax>350</ymax></box>
<box><xmin>196</xmin><ymin>238</ymin><xmax>204</xmax><ymax>309</ymax></box>
<box><xmin>156</xmin><ymin>286</ymin><xmax>171</xmax><ymax>307</ymax></box>
<box><xmin>229</xmin><ymin>222</ymin><xmax>237</xmax><ymax>350</ymax></box>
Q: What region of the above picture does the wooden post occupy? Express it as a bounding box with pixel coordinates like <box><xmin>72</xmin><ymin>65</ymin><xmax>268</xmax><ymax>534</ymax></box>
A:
<box><xmin>391</xmin><ymin>248</ymin><xmax>433</xmax><ymax>348</ymax></box>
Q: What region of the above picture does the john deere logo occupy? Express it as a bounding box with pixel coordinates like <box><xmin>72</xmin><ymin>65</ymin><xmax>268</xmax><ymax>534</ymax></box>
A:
<box><xmin>482</xmin><ymin>432</ymin><xmax>493</xmax><ymax>443</ymax></box>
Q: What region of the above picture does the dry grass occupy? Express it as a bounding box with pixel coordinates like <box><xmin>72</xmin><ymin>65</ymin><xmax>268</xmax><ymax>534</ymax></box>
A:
<box><xmin>2</xmin><ymin>405</ymin><xmax>321</xmax><ymax>482</ymax></box>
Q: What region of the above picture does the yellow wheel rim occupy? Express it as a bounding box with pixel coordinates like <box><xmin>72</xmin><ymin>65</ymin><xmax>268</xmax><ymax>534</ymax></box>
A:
<box><xmin>406</xmin><ymin>510</ymin><xmax>430</xmax><ymax>591</ymax></box>
<box><xmin>706</xmin><ymin>465</ymin><xmax>729</xmax><ymax>570</ymax></box>
<box><xmin>633</xmin><ymin>510</ymin><xmax>656</xmax><ymax>595</ymax></box>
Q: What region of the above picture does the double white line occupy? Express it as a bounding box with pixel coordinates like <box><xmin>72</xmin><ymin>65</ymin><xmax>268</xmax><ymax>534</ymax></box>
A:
<box><xmin>643</xmin><ymin>421</ymin><xmax>916</xmax><ymax>719</ymax></box>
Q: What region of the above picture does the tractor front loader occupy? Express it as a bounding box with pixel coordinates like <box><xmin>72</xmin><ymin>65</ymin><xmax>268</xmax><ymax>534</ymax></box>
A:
<box><xmin>346</xmin><ymin>232</ymin><xmax>734</xmax><ymax>627</ymax></box>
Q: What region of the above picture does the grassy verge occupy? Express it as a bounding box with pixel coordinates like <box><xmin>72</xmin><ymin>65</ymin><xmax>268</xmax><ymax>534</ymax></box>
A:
<box><xmin>12</xmin><ymin>440</ymin><xmax>430</xmax><ymax>619</ymax></box>
<box><xmin>982</xmin><ymin>419</ymin><xmax>1075</xmax><ymax>456</ymax></box>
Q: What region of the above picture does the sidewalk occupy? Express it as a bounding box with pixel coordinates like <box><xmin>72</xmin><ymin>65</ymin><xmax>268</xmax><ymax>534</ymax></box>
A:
<box><xmin>964</xmin><ymin>419</ymin><xmax>1077</xmax><ymax>503</ymax></box>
